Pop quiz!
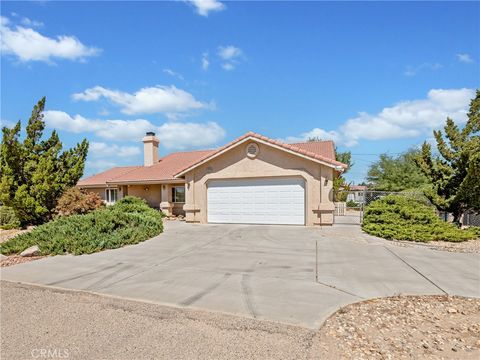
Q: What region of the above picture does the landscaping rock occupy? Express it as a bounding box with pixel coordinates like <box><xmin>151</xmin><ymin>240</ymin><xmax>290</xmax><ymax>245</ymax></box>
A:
<box><xmin>0</xmin><ymin>254</ymin><xmax>7</xmax><ymax>260</ymax></box>
<box><xmin>20</xmin><ymin>245</ymin><xmax>40</xmax><ymax>257</ymax></box>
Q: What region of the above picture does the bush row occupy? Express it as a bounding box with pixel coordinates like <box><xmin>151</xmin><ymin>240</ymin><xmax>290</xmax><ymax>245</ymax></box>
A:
<box><xmin>0</xmin><ymin>196</ymin><xmax>163</xmax><ymax>255</ymax></box>
<box><xmin>362</xmin><ymin>195</ymin><xmax>478</xmax><ymax>242</ymax></box>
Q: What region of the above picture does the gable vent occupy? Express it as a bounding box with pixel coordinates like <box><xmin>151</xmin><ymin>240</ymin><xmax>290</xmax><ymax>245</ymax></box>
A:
<box><xmin>246</xmin><ymin>143</ymin><xmax>259</xmax><ymax>158</ymax></box>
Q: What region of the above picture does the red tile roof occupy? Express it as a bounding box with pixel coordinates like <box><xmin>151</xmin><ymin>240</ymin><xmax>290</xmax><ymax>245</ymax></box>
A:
<box><xmin>111</xmin><ymin>150</ymin><xmax>215</xmax><ymax>183</ymax></box>
<box><xmin>77</xmin><ymin>166</ymin><xmax>140</xmax><ymax>187</ymax></box>
<box><xmin>174</xmin><ymin>132</ymin><xmax>347</xmax><ymax>176</ymax></box>
<box><xmin>77</xmin><ymin>132</ymin><xmax>347</xmax><ymax>187</ymax></box>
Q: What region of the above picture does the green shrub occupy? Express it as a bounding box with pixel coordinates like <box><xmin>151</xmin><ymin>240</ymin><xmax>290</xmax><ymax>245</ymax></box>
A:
<box><xmin>362</xmin><ymin>195</ymin><xmax>478</xmax><ymax>242</ymax></box>
<box><xmin>0</xmin><ymin>206</ymin><xmax>21</xmax><ymax>230</ymax></box>
<box><xmin>346</xmin><ymin>200</ymin><xmax>359</xmax><ymax>208</ymax></box>
<box><xmin>55</xmin><ymin>187</ymin><xmax>105</xmax><ymax>217</ymax></box>
<box><xmin>0</xmin><ymin>196</ymin><xmax>163</xmax><ymax>255</ymax></box>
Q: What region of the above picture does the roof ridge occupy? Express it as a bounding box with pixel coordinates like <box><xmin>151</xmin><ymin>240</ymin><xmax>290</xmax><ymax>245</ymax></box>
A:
<box><xmin>173</xmin><ymin>131</ymin><xmax>347</xmax><ymax>177</ymax></box>
<box><xmin>289</xmin><ymin>139</ymin><xmax>334</xmax><ymax>145</ymax></box>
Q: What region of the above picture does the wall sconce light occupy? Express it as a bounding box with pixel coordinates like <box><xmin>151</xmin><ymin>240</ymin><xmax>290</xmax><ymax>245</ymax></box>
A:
<box><xmin>162</xmin><ymin>185</ymin><xmax>166</xmax><ymax>190</ymax></box>
<box><xmin>324</xmin><ymin>179</ymin><xmax>329</xmax><ymax>186</ymax></box>
<box><xmin>144</xmin><ymin>186</ymin><xmax>149</xmax><ymax>191</ymax></box>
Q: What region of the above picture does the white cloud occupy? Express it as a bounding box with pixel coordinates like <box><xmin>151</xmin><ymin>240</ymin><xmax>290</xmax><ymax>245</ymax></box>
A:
<box><xmin>285</xmin><ymin>88</ymin><xmax>474</xmax><ymax>147</ymax></box>
<box><xmin>20</xmin><ymin>17</ymin><xmax>44</xmax><ymax>28</ymax></box>
<box><xmin>201</xmin><ymin>52</ymin><xmax>209</xmax><ymax>70</ymax></box>
<box><xmin>44</xmin><ymin>110</ymin><xmax>153</xmax><ymax>141</ymax></box>
<box><xmin>456</xmin><ymin>53</ymin><xmax>474</xmax><ymax>64</ymax></box>
<box><xmin>404</xmin><ymin>63</ymin><xmax>442</xmax><ymax>77</ymax></box>
<box><xmin>43</xmin><ymin>110</ymin><xmax>226</xmax><ymax>150</ymax></box>
<box><xmin>218</xmin><ymin>45</ymin><xmax>242</xmax><ymax>60</ymax></box>
<box><xmin>218</xmin><ymin>45</ymin><xmax>244</xmax><ymax>71</ymax></box>
<box><xmin>285</xmin><ymin>128</ymin><xmax>341</xmax><ymax>144</ymax></box>
<box><xmin>0</xmin><ymin>15</ymin><xmax>100</xmax><ymax>63</ymax></box>
<box><xmin>221</xmin><ymin>62</ymin><xmax>235</xmax><ymax>71</ymax></box>
<box><xmin>90</xmin><ymin>142</ymin><xmax>140</xmax><ymax>157</ymax></box>
<box><xmin>163</xmin><ymin>68</ymin><xmax>184</xmax><ymax>80</ymax></box>
<box><xmin>72</xmin><ymin>85</ymin><xmax>211</xmax><ymax>118</ymax></box>
<box><xmin>158</xmin><ymin>121</ymin><xmax>225</xmax><ymax>149</ymax></box>
<box><xmin>187</xmin><ymin>0</ymin><xmax>226</xmax><ymax>16</ymax></box>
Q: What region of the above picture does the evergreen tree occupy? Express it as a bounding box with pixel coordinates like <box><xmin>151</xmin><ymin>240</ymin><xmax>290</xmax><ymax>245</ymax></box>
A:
<box><xmin>415</xmin><ymin>90</ymin><xmax>480</xmax><ymax>225</ymax></box>
<box><xmin>0</xmin><ymin>97</ymin><xmax>89</xmax><ymax>225</ymax></box>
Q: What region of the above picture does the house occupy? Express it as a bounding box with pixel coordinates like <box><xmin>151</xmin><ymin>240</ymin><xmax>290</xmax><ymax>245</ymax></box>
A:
<box><xmin>77</xmin><ymin>131</ymin><xmax>348</xmax><ymax>226</ymax></box>
<box><xmin>346</xmin><ymin>185</ymin><xmax>367</xmax><ymax>204</ymax></box>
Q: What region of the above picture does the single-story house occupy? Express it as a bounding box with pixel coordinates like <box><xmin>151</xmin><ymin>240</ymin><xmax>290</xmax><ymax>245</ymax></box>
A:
<box><xmin>77</xmin><ymin>131</ymin><xmax>348</xmax><ymax>226</ymax></box>
<box><xmin>346</xmin><ymin>185</ymin><xmax>367</xmax><ymax>203</ymax></box>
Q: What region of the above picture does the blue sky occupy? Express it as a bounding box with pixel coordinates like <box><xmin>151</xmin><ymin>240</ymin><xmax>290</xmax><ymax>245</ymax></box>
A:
<box><xmin>1</xmin><ymin>1</ymin><xmax>479</xmax><ymax>182</ymax></box>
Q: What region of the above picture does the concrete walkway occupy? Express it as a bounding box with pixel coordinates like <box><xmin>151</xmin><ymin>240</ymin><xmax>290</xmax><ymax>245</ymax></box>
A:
<box><xmin>2</xmin><ymin>221</ymin><xmax>479</xmax><ymax>328</ymax></box>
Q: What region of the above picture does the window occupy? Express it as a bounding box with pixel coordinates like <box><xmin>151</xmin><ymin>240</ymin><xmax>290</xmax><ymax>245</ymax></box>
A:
<box><xmin>105</xmin><ymin>188</ymin><xmax>118</xmax><ymax>204</ymax></box>
<box><xmin>172</xmin><ymin>186</ymin><xmax>185</xmax><ymax>203</ymax></box>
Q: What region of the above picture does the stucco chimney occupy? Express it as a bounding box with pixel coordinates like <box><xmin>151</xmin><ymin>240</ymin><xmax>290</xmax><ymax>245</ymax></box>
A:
<box><xmin>143</xmin><ymin>132</ymin><xmax>159</xmax><ymax>166</ymax></box>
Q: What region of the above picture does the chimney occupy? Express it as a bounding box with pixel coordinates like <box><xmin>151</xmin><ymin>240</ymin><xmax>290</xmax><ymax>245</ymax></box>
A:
<box><xmin>143</xmin><ymin>132</ymin><xmax>159</xmax><ymax>166</ymax></box>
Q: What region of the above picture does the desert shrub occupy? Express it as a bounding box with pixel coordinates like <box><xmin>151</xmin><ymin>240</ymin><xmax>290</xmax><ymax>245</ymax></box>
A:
<box><xmin>0</xmin><ymin>206</ymin><xmax>21</xmax><ymax>230</ymax></box>
<box><xmin>362</xmin><ymin>195</ymin><xmax>478</xmax><ymax>242</ymax></box>
<box><xmin>55</xmin><ymin>187</ymin><xmax>105</xmax><ymax>217</ymax></box>
<box><xmin>0</xmin><ymin>196</ymin><xmax>163</xmax><ymax>255</ymax></box>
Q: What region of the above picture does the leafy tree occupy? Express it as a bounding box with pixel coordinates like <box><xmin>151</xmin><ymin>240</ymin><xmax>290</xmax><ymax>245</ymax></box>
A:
<box><xmin>415</xmin><ymin>90</ymin><xmax>480</xmax><ymax>225</ymax></box>
<box><xmin>0</xmin><ymin>97</ymin><xmax>89</xmax><ymax>225</ymax></box>
<box><xmin>367</xmin><ymin>149</ymin><xmax>429</xmax><ymax>191</ymax></box>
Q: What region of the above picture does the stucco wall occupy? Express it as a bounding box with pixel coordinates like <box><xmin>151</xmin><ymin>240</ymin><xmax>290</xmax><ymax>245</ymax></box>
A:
<box><xmin>183</xmin><ymin>141</ymin><xmax>335</xmax><ymax>226</ymax></box>
<box><xmin>82</xmin><ymin>186</ymin><xmax>127</xmax><ymax>202</ymax></box>
<box><xmin>127</xmin><ymin>184</ymin><xmax>162</xmax><ymax>208</ymax></box>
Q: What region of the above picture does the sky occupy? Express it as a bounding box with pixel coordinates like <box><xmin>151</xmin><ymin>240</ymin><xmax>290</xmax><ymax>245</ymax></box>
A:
<box><xmin>1</xmin><ymin>1</ymin><xmax>479</xmax><ymax>183</ymax></box>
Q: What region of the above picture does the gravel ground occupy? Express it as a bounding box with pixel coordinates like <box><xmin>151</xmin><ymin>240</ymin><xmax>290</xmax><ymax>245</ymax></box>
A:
<box><xmin>0</xmin><ymin>255</ymin><xmax>46</xmax><ymax>267</ymax></box>
<box><xmin>314</xmin><ymin>295</ymin><xmax>480</xmax><ymax>359</ymax></box>
<box><xmin>0</xmin><ymin>227</ymin><xmax>33</xmax><ymax>244</ymax></box>
<box><xmin>1</xmin><ymin>281</ymin><xmax>479</xmax><ymax>360</ymax></box>
<box><xmin>390</xmin><ymin>238</ymin><xmax>480</xmax><ymax>253</ymax></box>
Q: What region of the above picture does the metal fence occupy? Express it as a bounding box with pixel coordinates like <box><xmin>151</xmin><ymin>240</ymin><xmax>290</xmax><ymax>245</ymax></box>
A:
<box><xmin>333</xmin><ymin>189</ymin><xmax>479</xmax><ymax>227</ymax></box>
<box><xmin>463</xmin><ymin>212</ymin><xmax>480</xmax><ymax>227</ymax></box>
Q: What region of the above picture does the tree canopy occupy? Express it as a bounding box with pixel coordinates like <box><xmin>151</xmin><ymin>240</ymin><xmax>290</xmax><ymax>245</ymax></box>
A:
<box><xmin>415</xmin><ymin>89</ymin><xmax>480</xmax><ymax>224</ymax></box>
<box><xmin>367</xmin><ymin>149</ymin><xmax>429</xmax><ymax>191</ymax></box>
<box><xmin>0</xmin><ymin>97</ymin><xmax>89</xmax><ymax>225</ymax></box>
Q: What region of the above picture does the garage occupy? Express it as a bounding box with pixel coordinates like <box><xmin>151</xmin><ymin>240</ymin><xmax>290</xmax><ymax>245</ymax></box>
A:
<box><xmin>207</xmin><ymin>178</ymin><xmax>305</xmax><ymax>225</ymax></box>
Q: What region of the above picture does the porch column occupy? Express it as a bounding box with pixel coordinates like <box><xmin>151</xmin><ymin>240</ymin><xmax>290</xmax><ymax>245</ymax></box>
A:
<box><xmin>159</xmin><ymin>184</ymin><xmax>173</xmax><ymax>216</ymax></box>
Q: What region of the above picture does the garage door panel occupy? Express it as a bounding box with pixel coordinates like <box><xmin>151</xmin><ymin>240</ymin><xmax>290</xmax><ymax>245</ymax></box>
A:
<box><xmin>207</xmin><ymin>178</ymin><xmax>305</xmax><ymax>225</ymax></box>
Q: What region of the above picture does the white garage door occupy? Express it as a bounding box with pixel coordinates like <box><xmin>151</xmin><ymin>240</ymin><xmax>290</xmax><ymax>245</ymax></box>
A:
<box><xmin>207</xmin><ymin>178</ymin><xmax>305</xmax><ymax>225</ymax></box>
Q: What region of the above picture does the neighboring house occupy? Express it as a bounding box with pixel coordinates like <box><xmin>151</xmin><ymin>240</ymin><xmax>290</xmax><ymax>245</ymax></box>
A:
<box><xmin>77</xmin><ymin>131</ymin><xmax>348</xmax><ymax>226</ymax></box>
<box><xmin>346</xmin><ymin>185</ymin><xmax>367</xmax><ymax>203</ymax></box>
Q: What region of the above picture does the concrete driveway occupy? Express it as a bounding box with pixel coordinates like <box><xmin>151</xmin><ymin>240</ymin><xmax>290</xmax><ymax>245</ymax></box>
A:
<box><xmin>2</xmin><ymin>222</ymin><xmax>479</xmax><ymax>328</ymax></box>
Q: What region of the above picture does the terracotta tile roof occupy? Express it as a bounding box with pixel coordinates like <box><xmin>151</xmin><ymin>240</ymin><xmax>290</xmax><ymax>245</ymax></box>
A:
<box><xmin>350</xmin><ymin>185</ymin><xmax>367</xmax><ymax>191</ymax></box>
<box><xmin>290</xmin><ymin>140</ymin><xmax>336</xmax><ymax>160</ymax></box>
<box><xmin>77</xmin><ymin>166</ymin><xmax>140</xmax><ymax>187</ymax></box>
<box><xmin>77</xmin><ymin>132</ymin><xmax>347</xmax><ymax>187</ymax></box>
<box><xmin>174</xmin><ymin>132</ymin><xmax>347</xmax><ymax>176</ymax></box>
<box><xmin>110</xmin><ymin>150</ymin><xmax>215</xmax><ymax>183</ymax></box>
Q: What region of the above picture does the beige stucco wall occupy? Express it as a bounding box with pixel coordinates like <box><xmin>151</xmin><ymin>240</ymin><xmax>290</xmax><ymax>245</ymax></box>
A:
<box><xmin>127</xmin><ymin>184</ymin><xmax>162</xmax><ymax>208</ymax></box>
<box><xmin>82</xmin><ymin>186</ymin><xmax>126</xmax><ymax>202</ymax></box>
<box><xmin>79</xmin><ymin>184</ymin><xmax>186</xmax><ymax>216</ymax></box>
<box><xmin>182</xmin><ymin>141</ymin><xmax>335</xmax><ymax>226</ymax></box>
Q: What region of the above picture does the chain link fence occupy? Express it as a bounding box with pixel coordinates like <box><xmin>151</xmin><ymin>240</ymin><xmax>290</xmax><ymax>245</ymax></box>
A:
<box><xmin>333</xmin><ymin>190</ymin><xmax>479</xmax><ymax>227</ymax></box>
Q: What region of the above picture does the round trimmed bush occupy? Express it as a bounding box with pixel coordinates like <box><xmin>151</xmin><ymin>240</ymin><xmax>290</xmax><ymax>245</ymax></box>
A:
<box><xmin>362</xmin><ymin>195</ymin><xmax>478</xmax><ymax>242</ymax></box>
